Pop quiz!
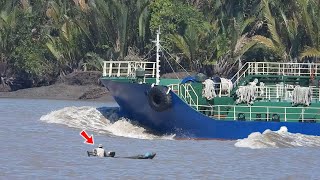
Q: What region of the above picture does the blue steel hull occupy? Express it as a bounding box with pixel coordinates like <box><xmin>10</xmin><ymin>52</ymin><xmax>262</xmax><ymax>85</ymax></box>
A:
<box><xmin>101</xmin><ymin>79</ymin><xmax>320</xmax><ymax>139</ymax></box>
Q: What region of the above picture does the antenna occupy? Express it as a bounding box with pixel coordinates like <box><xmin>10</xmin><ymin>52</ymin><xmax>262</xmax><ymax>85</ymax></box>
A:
<box><xmin>155</xmin><ymin>27</ymin><xmax>161</xmax><ymax>85</ymax></box>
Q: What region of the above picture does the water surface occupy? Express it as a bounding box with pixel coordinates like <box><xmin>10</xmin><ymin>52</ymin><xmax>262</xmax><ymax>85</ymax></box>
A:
<box><xmin>1</xmin><ymin>98</ymin><xmax>320</xmax><ymax>179</ymax></box>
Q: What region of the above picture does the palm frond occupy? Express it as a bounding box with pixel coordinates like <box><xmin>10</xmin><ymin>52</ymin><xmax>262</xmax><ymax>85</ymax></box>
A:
<box><xmin>137</xmin><ymin>0</ymin><xmax>150</xmax><ymax>39</ymax></box>
<box><xmin>234</xmin><ymin>34</ymin><xmax>258</xmax><ymax>58</ymax></box>
<box><xmin>297</xmin><ymin>0</ymin><xmax>315</xmax><ymax>44</ymax></box>
<box><xmin>300</xmin><ymin>47</ymin><xmax>320</xmax><ymax>59</ymax></box>
<box><xmin>85</xmin><ymin>52</ymin><xmax>105</xmax><ymax>70</ymax></box>
<box><xmin>253</xmin><ymin>35</ymin><xmax>276</xmax><ymax>50</ymax></box>
<box><xmin>240</xmin><ymin>17</ymin><xmax>255</xmax><ymax>34</ymax></box>
<box><xmin>262</xmin><ymin>0</ymin><xmax>282</xmax><ymax>46</ymax></box>
<box><xmin>46</xmin><ymin>37</ymin><xmax>62</xmax><ymax>60</ymax></box>
<box><xmin>46</xmin><ymin>1</ymin><xmax>60</xmax><ymax>24</ymax></box>
<box><xmin>168</xmin><ymin>34</ymin><xmax>191</xmax><ymax>60</ymax></box>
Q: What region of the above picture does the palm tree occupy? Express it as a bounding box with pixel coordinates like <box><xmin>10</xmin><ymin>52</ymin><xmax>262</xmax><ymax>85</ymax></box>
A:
<box><xmin>89</xmin><ymin>0</ymin><xmax>129</xmax><ymax>59</ymax></box>
<box><xmin>0</xmin><ymin>0</ymin><xmax>17</xmax><ymax>64</ymax></box>
<box><xmin>89</xmin><ymin>0</ymin><xmax>151</xmax><ymax>60</ymax></box>
<box><xmin>168</xmin><ymin>25</ymin><xmax>199</xmax><ymax>71</ymax></box>
<box><xmin>299</xmin><ymin>0</ymin><xmax>320</xmax><ymax>61</ymax></box>
<box><xmin>0</xmin><ymin>0</ymin><xmax>17</xmax><ymax>86</ymax></box>
<box><xmin>253</xmin><ymin>0</ymin><xmax>301</xmax><ymax>62</ymax></box>
<box><xmin>45</xmin><ymin>0</ymin><xmax>90</xmax><ymax>74</ymax></box>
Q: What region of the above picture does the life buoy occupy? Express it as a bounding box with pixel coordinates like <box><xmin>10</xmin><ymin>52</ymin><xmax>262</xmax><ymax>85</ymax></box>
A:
<box><xmin>237</xmin><ymin>113</ymin><xmax>246</xmax><ymax>121</ymax></box>
<box><xmin>272</xmin><ymin>113</ymin><xmax>280</xmax><ymax>122</ymax></box>
<box><xmin>148</xmin><ymin>86</ymin><xmax>172</xmax><ymax>112</ymax></box>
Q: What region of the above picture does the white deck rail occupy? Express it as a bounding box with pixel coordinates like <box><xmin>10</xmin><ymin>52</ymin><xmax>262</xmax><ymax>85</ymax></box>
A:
<box><xmin>238</xmin><ymin>84</ymin><xmax>320</xmax><ymax>102</ymax></box>
<box><xmin>231</xmin><ymin>62</ymin><xmax>320</xmax><ymax>87</ymax></box>
<box><xmin>198</xmin><ymin>105</ymin><xmax>320</xmax><ymax>122</ymax></box>
<box><xmin>102</xmin><ymin>61</ymin><xmax>156</xmax><ymax>78</ymax></box>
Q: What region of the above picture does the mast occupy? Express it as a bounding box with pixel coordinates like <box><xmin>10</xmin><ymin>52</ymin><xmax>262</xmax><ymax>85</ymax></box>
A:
<box><xmin>155</xmin><ymin>27</ymin><xmax>161</xmax><ymax>85</ymax></box>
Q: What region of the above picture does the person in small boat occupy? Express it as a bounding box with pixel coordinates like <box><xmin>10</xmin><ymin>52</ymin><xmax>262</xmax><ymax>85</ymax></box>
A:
<box><xmin>93</xmin><ymin>144</ymin><xmax>106</xmax><ymax>157</ymax></box>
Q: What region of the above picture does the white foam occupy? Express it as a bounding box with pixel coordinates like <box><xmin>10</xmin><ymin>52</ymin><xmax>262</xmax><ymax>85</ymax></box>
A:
<box><xmin>40</xmin><ymin>106</ymin><xmax>175</xmax><ymax>140</ymax></box>
<box><xmin>235</xmin><ymin>126</ymin><xmax>320</xmax><ymax>149</ymax></box>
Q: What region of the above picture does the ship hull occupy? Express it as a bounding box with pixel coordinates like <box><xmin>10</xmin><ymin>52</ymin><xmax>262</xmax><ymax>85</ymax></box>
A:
<box><xmin>101</xmin><ymin>79</ymin><xmax>320</xmax><ymax>139</ymax></box>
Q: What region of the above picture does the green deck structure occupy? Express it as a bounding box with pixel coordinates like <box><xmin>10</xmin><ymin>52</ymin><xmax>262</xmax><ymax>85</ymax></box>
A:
<box><xmin>101</xmin><ymin>61</ymin><xmax>320</xmax><ymax>123</ymax></box>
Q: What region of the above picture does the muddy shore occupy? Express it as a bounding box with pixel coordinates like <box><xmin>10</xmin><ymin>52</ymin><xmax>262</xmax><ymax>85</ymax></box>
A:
<box><xmin>0</xmin><ymin>83</ymin><xmax>114</xmax><ymax>101</ymax></box>
<box><xmin>0</xmin><ymin>71</ymin><xmax>190</xmax><ymax>102</ymax></box>
<box><xmin>0</xmin><ymin>71</ymin><xmax>114</xmax><ymax>102</ymax></box>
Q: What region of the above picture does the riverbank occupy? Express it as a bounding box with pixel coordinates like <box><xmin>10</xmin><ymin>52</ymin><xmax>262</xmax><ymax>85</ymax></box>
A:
<box><xmin>0</xmin><ymin>71</ymin><xmax>192</xmax><ymax>101</ymax></box>
<box><xmin>0</xmin><ymin>83</ymin><xmax>113</xmax><ymax>102</ymax></box>
<box><xmin>0</xmin><ymin>71</ymin><xmax>114</xmax><ymax>102</ymax></box>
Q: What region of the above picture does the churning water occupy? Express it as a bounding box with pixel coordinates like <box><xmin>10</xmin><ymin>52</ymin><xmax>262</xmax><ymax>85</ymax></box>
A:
<box><xmin>1</xmin><ymin>98</ymin><xmax>320</xmax><ymax>179</ymax></box>
<box><xmin>40</xmin><ymin>106</ymin><xmax>174</xmax><ymax>140</ymax></box>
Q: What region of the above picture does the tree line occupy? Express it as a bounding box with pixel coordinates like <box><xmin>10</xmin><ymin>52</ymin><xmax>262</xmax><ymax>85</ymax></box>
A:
<box><xmin>1</xmin><ymin>0</ymin><xmax>320</xmax><ymax>88</ymax></box>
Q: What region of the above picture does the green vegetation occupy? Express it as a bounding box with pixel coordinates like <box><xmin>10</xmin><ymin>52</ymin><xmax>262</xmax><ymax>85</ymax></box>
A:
<box><xmin>1</xmin><ymin>0</ymin><xmax>320</xmax><ymax>89</ymax></box>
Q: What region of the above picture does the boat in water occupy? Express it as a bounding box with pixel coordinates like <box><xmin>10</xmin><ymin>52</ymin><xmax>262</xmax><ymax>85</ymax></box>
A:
<box><xmin>100</xmin><ymin>30</ymin><xmax>320</xmax><ymax>140</ymax></box>
<box><xmin>87</xmin><ymin>151</ymin><xmax>156</xmax><ymax>159</ymax></box>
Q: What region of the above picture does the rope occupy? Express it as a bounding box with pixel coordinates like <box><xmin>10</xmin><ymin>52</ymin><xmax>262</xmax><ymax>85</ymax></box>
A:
<box><xmin>202</xmin><ymin>79</ymin><xmax>216</xmax><ymax>100</ymax></box>
<box><xmin>292</xmin><ymin>86</ymin><xmax>312</xmax><ymax>106</ymax></box>
<box><xmin>141</xmin><ymin>46</ymin><xmax>156</xmax><ymax>61</ymax></box>
<box><xmin>236</xmin><ymin>79</ymin><xmax>258</xmax><ymax>105</ymax></box>
<box><xmin>160</xmin><ymin>45</ymin><xmax>190</xmax><ymax>76</ymax></box>
<box><xmin>161</xmin><ymin>51</ymin><xmax>180</xmax><ymax>80</ymax></box>
<box><xmin>220</xmin><ymin>78</ymin><xmax>233</xmax><ymax>96</ymax></box>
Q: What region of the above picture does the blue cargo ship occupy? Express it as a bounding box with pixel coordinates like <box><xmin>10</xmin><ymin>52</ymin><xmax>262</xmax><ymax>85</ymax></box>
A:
<box><xmin>100</xmin><ymin>30</ymin><xmax>320</xmax><ymax>139</ymax></box>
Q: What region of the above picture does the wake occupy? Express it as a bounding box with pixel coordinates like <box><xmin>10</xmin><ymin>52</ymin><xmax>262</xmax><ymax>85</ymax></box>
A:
<box><xmin>40</xmin><ymin>106</ymin><xmax>175</xmax><ymax>140</ymax></box>
<box><xmin>235</xmin><ymin>126</ymin><xmax>320</xmax><ymax>149</ymax></box>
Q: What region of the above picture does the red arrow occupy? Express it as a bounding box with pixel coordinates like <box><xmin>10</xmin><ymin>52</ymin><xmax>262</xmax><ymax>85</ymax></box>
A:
<box><xmin>80</xmin><ymin>130</ymin><xmax>94</xmax><ymax>144</ymax></box>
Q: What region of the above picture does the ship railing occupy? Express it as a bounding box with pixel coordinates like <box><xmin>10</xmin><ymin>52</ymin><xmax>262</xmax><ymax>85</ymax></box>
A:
<box><xmin>185</xmin><ymin>83</ymin><xmax>199</xmax><ymax>110</ymax></box>
<box><xmin>102</xmin><ymin>61</ymin><xmax>156</xmax><ymax>78</ymax></box>
<box><xmin>213</xmin><ymin>82</ymin><xmax>232</xmax><ymax>97</ymax></box>
<box><xmin>169</xmin><ymin>84</ymin><xmax>182</xmax><ymax>98</ymax></box>
<box><xmin>240</xmin><ymin>84</ymin><xmax>320</xmax><ymax>102</ymax></box>
<box><xmin>168</xmin><ymin>83</ymin><xmax>199</xmax><ymax>110</ymax></box>
<box><xmin>246</xmin><ymin>62</ymin><xmax>320</xmax><ymax>77</ymax></box>
<box><xmin>231</xmin><ymin>62</ymin><xmax>253</xmax><ymax>87</ymax></box>
<box><xmin>198</xmin><ymin>105</ymin><xmax>320</xmax><ymax>122</ymax></box>
<box><xmin>231</xmin><ymin>62</ymin><xmax>320</xmax><ymax>88</ymax></box>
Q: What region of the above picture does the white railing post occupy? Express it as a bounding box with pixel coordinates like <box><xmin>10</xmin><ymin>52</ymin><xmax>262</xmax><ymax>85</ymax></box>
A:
<box><xmin>255</xmin><ymin>62</ymin><xmax>258</xmax><ymax>74</ymax></box>
<box><xmin>184</xmin><ymin>84</ymin><xmax>186</xmax><ymax>100</ymax></box>
<box><xmin>127</xmin><ymin>63</ymin><xmax>131</xmax><ymax>77</ymax></box>
<box><xmin>249</xmin><ymin>106</ymin><xmax>252</xmax><ymax>121</ymax></box>
<box><xmin>117</xmin><ymin>63</ymin><xmax>121</xmax><ymax>77</ymax></box>
<box><xmin>309</xmin><ymin>65</ymin><xmax>312</xmax><ymax>77</ymax></box>
<box><xmin>109</xmin><ymin>62</ymin><xmax>112</xmax><ymax>77</ymax></box>
<box><xmin>152</xmin><ymin>63</ymin><xmax>155</xmax><ymax>77</ymax></box>
<box><xmin>233</xmin><ymin>106</ymin><xmax>236</xmax><ymax>120</ymax></box>
<box><xmin>284</xmin><ymin>108</ymin><xmax>287</xmax><ymax>122</ymax></box>
<box><xmin>103</xmin><ymin>61</ymin><xmax>107</xmax><ymax>76</ymax></box>
<box><xmin>155</xmin><ymin>28</ymin><xmax>160</xmax><ymax>85</ymax></box>
<box><xmin>218</xmin><ymin>106</ymin><xmax>220</xmax><ymax>120</ymax></box>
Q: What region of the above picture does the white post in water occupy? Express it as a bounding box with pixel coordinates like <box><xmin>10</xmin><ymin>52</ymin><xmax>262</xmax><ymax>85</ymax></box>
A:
<box><xmin>155</xmin><ymin>27</ymin><xmax>161</xmax><ymax>85</ymax></box>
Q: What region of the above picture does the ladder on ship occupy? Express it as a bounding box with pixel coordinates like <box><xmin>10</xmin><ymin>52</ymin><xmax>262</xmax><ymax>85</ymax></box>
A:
<box><xmin>169</xmin><ymin>83</ymin><xmax>199</xmax><ymax>110</ymax></box>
